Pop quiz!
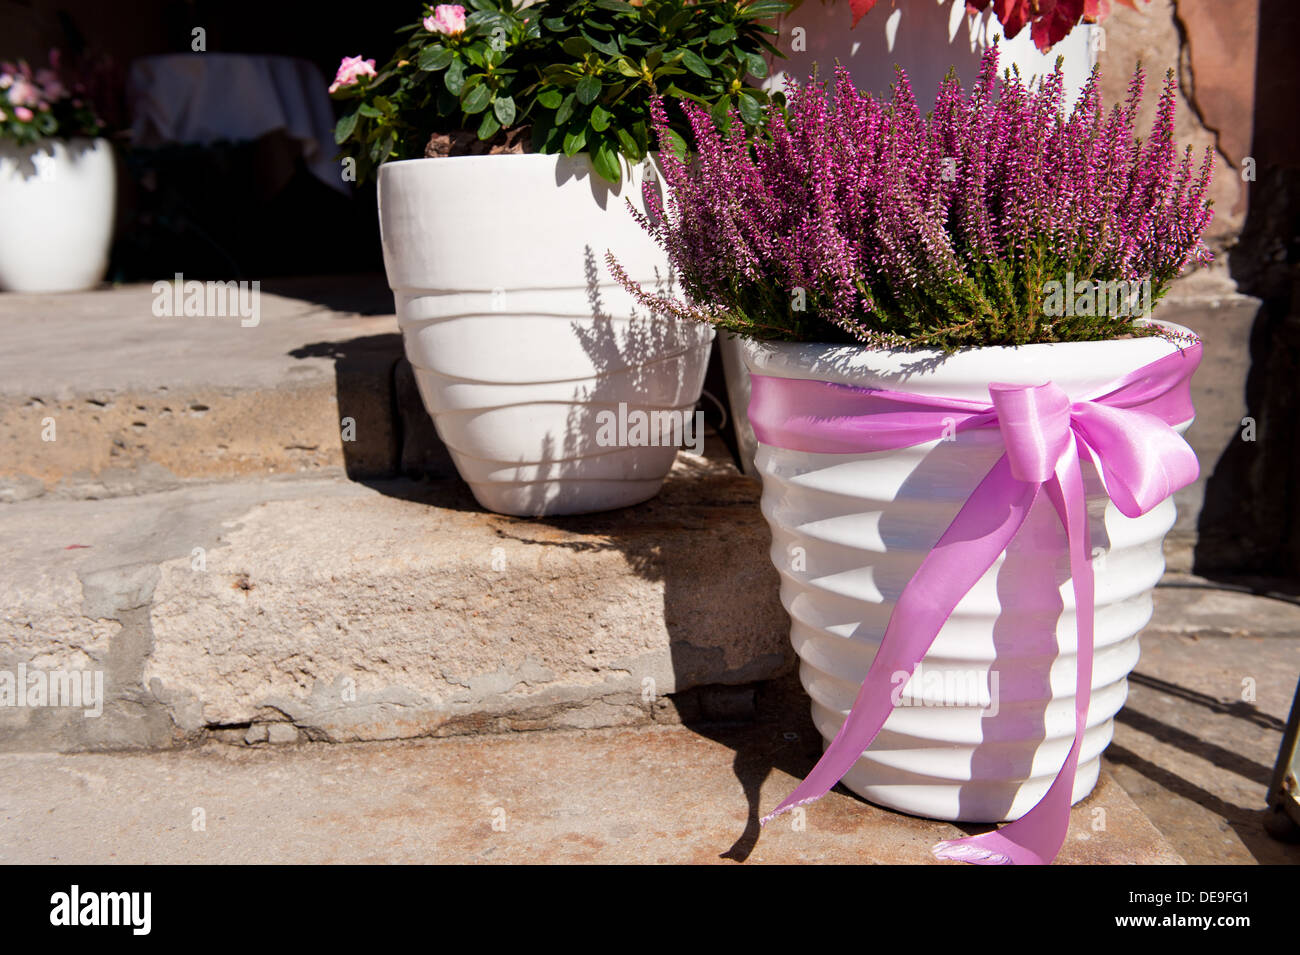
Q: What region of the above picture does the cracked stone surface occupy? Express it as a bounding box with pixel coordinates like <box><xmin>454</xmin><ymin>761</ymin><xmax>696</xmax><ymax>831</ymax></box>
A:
<box><xmin>0</xmin><ymin>456</ymin><xmax>791</xmax><ymax>750</ymax></box>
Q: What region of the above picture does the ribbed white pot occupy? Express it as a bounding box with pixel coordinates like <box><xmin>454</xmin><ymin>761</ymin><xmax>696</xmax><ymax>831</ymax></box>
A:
<box><xmin>742</xmin><ymin>327</ymin><xmax>1194</xmax><ymax>823</ymax></box>
<box><xmin>379</xmin><ymin>153</ymin><xmax>713</xmax><ymax>516</ymax></box>
<box><xmin>0</xmin><ymin>138</ymin><xmax>115</xmax><ymax>292</ymax></box>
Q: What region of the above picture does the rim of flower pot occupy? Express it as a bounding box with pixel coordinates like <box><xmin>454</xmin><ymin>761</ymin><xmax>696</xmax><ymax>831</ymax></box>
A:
<box><xmin>739</xmin><ymin>318</ymin><xmax>1194</xmax><ymax>366</ymax></box>
<box><xmin>737</xmin><ymin>319</ymin><xmax>1199</xmax><ymax>398</ymax></box>
<box><xmin>0</xmin><ymin>136</ymin><xmax>109</xmax><ymax>148</ymax></box>
<box><xmin>380</xmin><ymin>150</ymin><xmax>663</xmax><ymax>173</ymax></box>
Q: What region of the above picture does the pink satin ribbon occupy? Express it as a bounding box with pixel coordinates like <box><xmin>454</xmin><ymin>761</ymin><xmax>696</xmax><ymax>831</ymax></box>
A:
<box><xmin>751</xmin><ymin>341</ymin><xmax>1202</xmax><ymax>864</ymax></box>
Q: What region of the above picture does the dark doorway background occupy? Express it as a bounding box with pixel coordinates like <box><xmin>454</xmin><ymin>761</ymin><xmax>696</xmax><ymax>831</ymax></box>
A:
<box><xmin>1</xmin><ymin>0</ymin><xmax>420</xmax><ymax>280</ymax></box>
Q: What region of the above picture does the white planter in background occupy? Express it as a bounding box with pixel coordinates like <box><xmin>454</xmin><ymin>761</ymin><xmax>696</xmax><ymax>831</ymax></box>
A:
<box><xmin>718</xmin><ymin>332</ymin><xmax>759</xmax><ymax>478</ymax></box>
<box><xmin>379</xmin><ymin>153</ymin><xmax>713</xmax><ymax>517</ymax></box>
<box><xmin>742</xmin><ymin>327</ymin><xmax>1193</xmax><ymax>822</ymax></box>
<box><xmin>0</xmin><ymin>138</ymin><xmax>116</xmax><ymax>293</ymax></box>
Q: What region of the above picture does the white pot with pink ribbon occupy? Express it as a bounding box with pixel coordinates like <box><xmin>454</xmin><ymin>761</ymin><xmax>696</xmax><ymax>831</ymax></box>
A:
<box><xmin>611</xmin><ymin>39</ymin><xmax>1217</xmax><ymax>863</ymax></box>
<box><xmin>743</xmin><ymin>325</ymin><xmax>1200</xmax><ymax>864</ymax></box>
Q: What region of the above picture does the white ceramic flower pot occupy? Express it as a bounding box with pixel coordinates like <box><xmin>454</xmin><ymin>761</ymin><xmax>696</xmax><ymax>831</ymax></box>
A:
<box><xmin>0</xmin><ymin>138</ymin><xmax>116</xmax><ymax>292</ymax></box>
<box><xmin>742</xmin><ymin>327</ymin><xmax>1194</xmax><ymax>823</ymax></box>
<box><xmin>379</xmin><ymin>153</ymin><xmax>713</xmax><ymax>516</ymax></box>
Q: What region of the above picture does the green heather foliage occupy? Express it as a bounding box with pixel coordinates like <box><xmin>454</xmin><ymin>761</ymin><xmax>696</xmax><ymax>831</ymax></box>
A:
<box><xmin>610</xmin><ymin>45</ymin><xmax>1216</xmax><ymax>350</ymax></box>
<box><xmin>329</xmin><ymin>0</ymin><xmax>789</xmax><ymax>184</ymax></box>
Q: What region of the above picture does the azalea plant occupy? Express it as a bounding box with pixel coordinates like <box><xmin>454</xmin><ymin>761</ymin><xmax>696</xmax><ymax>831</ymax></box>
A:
<box><xmin>330</xmin><ymin>0</ymin><xmax>790</xmax><ymax>184</ymax></box>
<box><xmin>609</xmin><ymin>44</ymin><xmax>1215</xmax><ymax>351</ymax></box>
<box><xmin>0</xmin><ymin>51</ymin><xmax>105</xmax><ymax>145</ymax></box>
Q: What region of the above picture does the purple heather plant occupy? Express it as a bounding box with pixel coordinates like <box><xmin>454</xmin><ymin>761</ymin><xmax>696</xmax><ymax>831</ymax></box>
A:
<box><xmin>608</xmin><ymin>43</ymin><xmax>1215</xmax><ymax>350</ymax></box>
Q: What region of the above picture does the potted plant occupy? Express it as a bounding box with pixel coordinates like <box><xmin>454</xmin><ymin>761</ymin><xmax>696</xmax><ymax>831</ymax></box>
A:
<box><xmin>0</xmin><ymin>51</ymin><xmax>115</xmax><ymax>293</ymax></box>
<box><xmin>611</xmin><ymin>47</ymin><xmax>1214</xmax><ymax>863</ymax></box>
<box><xmin>331</xmin><ymin>0</ymin><xmax>788</xmax><ymax>516</ymax></box>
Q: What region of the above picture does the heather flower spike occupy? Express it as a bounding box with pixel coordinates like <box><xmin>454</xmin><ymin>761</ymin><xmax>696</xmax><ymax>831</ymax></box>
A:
<box><xmin>611</xmin><ymin>45</ymin><xmax>1215</xmax><ymax>351</ymax></box>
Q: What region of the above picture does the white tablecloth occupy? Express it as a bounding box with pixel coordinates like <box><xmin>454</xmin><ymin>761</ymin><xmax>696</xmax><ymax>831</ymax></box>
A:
<box><xmin>126</xmin><ymin>53</ymin><xmax>348</xmax><ymax>194</ymax></box>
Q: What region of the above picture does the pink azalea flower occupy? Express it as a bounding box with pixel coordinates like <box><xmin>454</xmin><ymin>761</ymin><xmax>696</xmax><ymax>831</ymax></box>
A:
<box><xmin>8</xmin><ymin>78</ymin><xmax>40</xmax><ymax>107</ymax></box>
<box><xmin>425</xmin><ymin>4</ymin><xmax>467</xmax><ymax>36</ymax></box>
<box><xmin>14</xmin><ymin>106</ymin><xmax>33</xmax><ymax>122</ymax></box>
<box><xmin>328</xmin><ymin>55</ymin><xmax>377</xmax><ymax>94</ymax></box>
<box><xmin>35</xmin><ymin>68</ymin><xmax>66</xmax><ymax>101</ymax></box>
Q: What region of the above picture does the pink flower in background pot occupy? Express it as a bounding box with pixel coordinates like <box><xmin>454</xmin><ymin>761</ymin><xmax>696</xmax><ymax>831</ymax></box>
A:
<box><xmin>34</xmin><ymin>68</ymin><xmax>66</xmax><ymax>101</ymax></box>
<box><xmin>328</xmin><ymin>55</ymin><xmax>376</xmax><ymax>94</ymax></box>
<box><xmin>425</xmin><ymin>5</ymin><xmax>467</xmax><ymax>36</ymax></box>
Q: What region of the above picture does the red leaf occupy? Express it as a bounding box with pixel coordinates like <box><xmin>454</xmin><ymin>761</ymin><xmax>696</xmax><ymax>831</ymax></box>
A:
<box><xmin>850</xmin><ymin>0</ymin><xmax>878</xmax><ymax>28</ymax></box>
<box><xmin>993</xmin><ymin>0</ymin><xmax>1033</xmax><ymax>39</ymax></box>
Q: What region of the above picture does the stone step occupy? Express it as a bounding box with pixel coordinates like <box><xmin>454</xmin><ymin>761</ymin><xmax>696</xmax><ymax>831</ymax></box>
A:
<box><xmin>0</xmin><ymin>277</ymin><xmax>415</xmax><ymax>502</ymax></box>
<box><xmin>0</xmin><ymin>729</ymin><xmax>1183</xmax><ymax>864</ymax></box>
<box><xmin>0</xmin><ymin>458</ymin><xmax>791</xmax><ymax>752</ymax></box>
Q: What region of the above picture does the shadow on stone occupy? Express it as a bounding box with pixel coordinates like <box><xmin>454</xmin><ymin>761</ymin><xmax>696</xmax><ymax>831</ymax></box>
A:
<box><xmin>288</xmin><ymin>334</ymin><xmax>403</xmax><ymax>479</ymax></box>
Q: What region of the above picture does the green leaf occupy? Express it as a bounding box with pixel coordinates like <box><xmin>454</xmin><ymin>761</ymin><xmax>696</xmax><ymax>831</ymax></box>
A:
<box><xmin>589</xmin><ymin>104</ymin><xmax>612</xmax><ymax>132</ymax></box>
<box><xmin>370</xmin><ymin>132</ymin><xmax>395</xmax><ymax>164</ymax></box>
<box><xmin>418</xmin><ymin>45</ymin><xmax>453</xmax><ymax>71</ymax></box>
<box><xmin>576</xmin><ymin>74</ymin><xmax>602</xmax><ymax>105</ymax></box>
<box><xmin>614</xmin><ymin>57</ymin><xmax>641</xmax><ymax>78</ymax></box>
<box><xmin>562</xmin><ymin>125</ymin><xmax>587</xmax><ymax>156</ymax></box>
<box><xmin>444</xmin><ymin>61</ymin><xmax>466</xmax><ymax>95</ymax></box>
<box><xmin>536</xmin><ymin>88</ymin><xmax>563</xmax><ymax>109</ymax></box>
<box><xmin>707</xmin><ymin>24</ymin><xmax>737</xmax><ymax>45</ymax></box>
<box><xmin>736</xmin><ymin>90</ymin><xmax>762</xmax><ymax>126</ymax></box>
<box><xmin>461</xmin><ymin>82</ymin><xmax>492</xmax><ymax>114</ymax></box>
<box><xmin>561</xmin><ymin>36</ymin><xmax>591</xmax><ymax>57</ymax></box>
<box><xmin>542</xmin><ymin>16</ymin><xmax>567</xmax><ymax>30</ymax></box>
<box><xmin>736</xmin><ymin>0</ymin><xmax>791</xmax><ymax>18</ymax></box>
<box><xmin>333</xmin><ymin>111</ymin><xmax>358</xmax><ymax>145</ymax></box>
<box><xmin>679</xmin><ymin>51</ymin><xmax>711</xmax><ymax>78</ymax></box>
<box><xmin>493</xmin><ymin>94</ymin><xmax>516</xmax><ymax>126</ymax></box>
<box><xmin>477</xmin><ymin>109</ymin><xmax>501</xmax><ymax>140</ymax></box>
<box><xmin>615</xmin><ymin>126</ymin><xmax>643</xmax><ymax>160</ymax></box>
<box><xmin>591</xmin><ymin>139</ymin><xmax>621</xmax><ymax>184</ymax></box>
<box><xmin>594</xmin><ymin>0</ymin><xmax>635</xmax><ymax>11</ymax></box>
<box><xmin>357</xmin><ymin>103</ymin><xmax>383</xmax><ymax>118</ymax></box>
<box><xmin>744</xmin><ymin>52</ymin><xmax>768</xmax><ymax>79</ymax></box>
<box><xmin>663</xmin><ymin>128</ymin><xmax>688</xmax><ymax>162</ymax></box>
<box><xmin>581</xmin><ymin>28</ymin><xmax>621</xmax><ymax>57</ymax></box>
<box><xmin>711</xmin><ymin>94</ymin><xmax>733</xmax><ymax>129</ymax></box>
<box><xmin>555</xmin><ymin>92</ymin><xmax>576</xmax><ymax>125</ymax></box>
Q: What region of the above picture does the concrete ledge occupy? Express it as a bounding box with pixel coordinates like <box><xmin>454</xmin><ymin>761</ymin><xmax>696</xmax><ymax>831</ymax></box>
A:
<box><xmin>0</xmin><ymin>456</ymin><xmax>791</xmax><ymax>751</ymax></box>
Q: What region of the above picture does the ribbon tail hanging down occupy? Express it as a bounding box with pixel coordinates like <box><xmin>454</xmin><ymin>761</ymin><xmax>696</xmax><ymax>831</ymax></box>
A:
<box><xmin>760</xmin><ymin>453</ymin><xmax>1038</xmax><ymax>827</ymax></box>
<box><xmin>932</xmin><ymin>432</ymin><xmax>1096</xmax><ymax>865</ymax></box>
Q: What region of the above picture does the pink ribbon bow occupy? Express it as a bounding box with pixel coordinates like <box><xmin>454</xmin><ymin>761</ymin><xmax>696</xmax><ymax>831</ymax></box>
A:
<box><xmin>750</xmin><ymin>340</ymin><xmax>1201</xmax><ymax>864</ymax></box>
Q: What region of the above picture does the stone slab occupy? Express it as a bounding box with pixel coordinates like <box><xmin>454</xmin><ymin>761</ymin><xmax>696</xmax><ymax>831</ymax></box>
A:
<box><xmin>0</xmin><ymin>728</ymin><xmax>1180</xmax><ymax>864</ymax></box>
<box><xmin>0</xmin><ymin>278</ymin><xmax>402</xmax><ymax>494</ymax></box>
<box><xmin>0</xmin><ymin>458</ymin><xmax>791</xmax><ymax>751</ymax></box>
